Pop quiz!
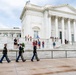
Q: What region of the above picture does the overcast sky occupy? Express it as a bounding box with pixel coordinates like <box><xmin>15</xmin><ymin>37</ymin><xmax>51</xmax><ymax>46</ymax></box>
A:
<box><xmin>0</xmin><ymin>0</ymin><xmax>76</xmax><ymax>28</ymax></box>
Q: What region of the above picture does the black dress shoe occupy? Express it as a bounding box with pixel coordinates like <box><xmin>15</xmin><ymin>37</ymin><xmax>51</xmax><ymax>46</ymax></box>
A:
<box><xmin>31</xmin><ymin>59</ymin><xmax>33</xmax><ymax>62</ymax></box>
<box><xmin>0</xmin><ymin>61</ymin><xmax>2</xmax><ymax>63</ymax></box>
<box><xmin>16</xmin><ymin>60</ymin><xmax>19</xmax><ymax>62</ymax></box>
<box><xmin>8</xmin><ymin>61</ymin><xmax>11</xmax><ymax>63</ymax></box>
<box><xmin>23</xmin><ymin>60</ymin><xmax>26</xmax><ymax>62</ymax></box>
<box><xmin>37</xmin><ymin>59</ymin><xmax>40</xmax><ymax>61</ymax></box>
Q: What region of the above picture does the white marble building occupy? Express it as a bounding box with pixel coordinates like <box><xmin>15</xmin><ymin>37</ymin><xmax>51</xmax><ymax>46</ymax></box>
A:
<box><xmin>0</xmin><ymin>27</ymin><xmax>21</xmax><ymax>49</ymax></box>
<box><xmin>0</xmin><ymin>27</ymin><xmax>21</xmax><ymax>38</ymax></box>
<box><xmin>20</xmin><ymin>3</ymin><xmax>76</xmax><ymax>44</ymax></box>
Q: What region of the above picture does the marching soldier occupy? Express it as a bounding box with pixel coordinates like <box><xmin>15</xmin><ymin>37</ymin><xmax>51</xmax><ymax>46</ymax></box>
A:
<box><xmin>0</xmin><ymin>44</ymin><xmax>10</xmax><ymax>63</ymax></box>
<box><xmin>16</xmin><ymin>44</ymin><xmax>26</xmax><ymax>62</ymax></box>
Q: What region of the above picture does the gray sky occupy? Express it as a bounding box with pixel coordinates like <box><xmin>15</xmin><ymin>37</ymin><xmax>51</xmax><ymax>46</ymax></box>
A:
<box><xmin>0</xmin><ymin>0</ymin><xmax>76</xmax><ymax>28</ymax></box>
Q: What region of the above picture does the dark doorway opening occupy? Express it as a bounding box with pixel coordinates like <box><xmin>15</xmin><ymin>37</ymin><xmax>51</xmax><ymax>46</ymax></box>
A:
<box><xmin>60</xmin><ymin>31</ymin><xmax>62</xmax><ymax>43</ymax></box>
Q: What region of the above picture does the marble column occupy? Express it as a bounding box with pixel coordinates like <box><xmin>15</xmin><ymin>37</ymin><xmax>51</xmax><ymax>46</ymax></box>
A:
<box><xmin>44</xmin><ymin>11</ymin><xmax>49</xmax><ymax>39</ymax></box>
<box><xmin>48</xmin><ymin>16</ymin><xmax>51</xmax><ymax>38</ymax></box>
<box><xmin>13</xmin><ymin>33</ymin><xmax>17</xmax><ymax>38</ymax></box>
<box><xmin>8</xmin><ymin>33</ymin><xmax>10</xmax><ymax>37</ymax></box>
<box><xmin>73</xmin><ymin>20</ymin><xmax>76</xmax><ymax>42</ymax></box>
<box><xmin>1</xmin><ymin>33</ymin><xmax>3</xmax><ymax>37</ymax></box>
<box><xmin>62</xmin><ymin>17</ymin><xmax>65</xmax><ymax>44</ymax></box>
<box><xmin>68</xmin><ymin>19</ymin><xmax>72</xmax><ymax>44</ymax></box>
<box><xmin>55</xmin><ymin>16</ymin><xmax>59</xmax><ymax>38</ymax></box>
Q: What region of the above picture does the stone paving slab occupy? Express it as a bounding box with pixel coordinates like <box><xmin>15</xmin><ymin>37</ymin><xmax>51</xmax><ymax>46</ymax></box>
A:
<box><xmin>0</xmin><ymin>58</ymin><xmax>76</xmax><ymax>75</ymax></box>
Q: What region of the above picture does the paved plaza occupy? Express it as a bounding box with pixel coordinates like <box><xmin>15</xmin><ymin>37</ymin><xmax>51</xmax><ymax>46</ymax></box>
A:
<box><xmin>0</xmin><ymin>58</ymin><xmax>76</xmax><ymax>75</ymax></box>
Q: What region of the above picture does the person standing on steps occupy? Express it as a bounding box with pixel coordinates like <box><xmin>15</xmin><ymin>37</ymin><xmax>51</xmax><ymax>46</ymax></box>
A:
<box><xmin>0</xmin><ymin>44</ymin><xmax>11</xmax><ymax>63</ymax></box>
<box><xmin>14</xmin><ymin>38</ymin><xmax>18</xmax><ymax>49</ymax></box>
<box><xmin>53</xmin><ymin>41</ymin><xmax>56</xmax><ymax>48</ymax></box>
<box><xmin>42</xmin><ymin>41</ymin><xmax>44</xmax><ymax>48</ymax></box>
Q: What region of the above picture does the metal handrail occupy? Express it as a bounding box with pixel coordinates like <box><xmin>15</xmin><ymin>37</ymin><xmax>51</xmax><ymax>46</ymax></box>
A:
<box><xmin>0</xmin><ymin>49</ymin><xmax>76</xmax><ymax>60</ymax></box>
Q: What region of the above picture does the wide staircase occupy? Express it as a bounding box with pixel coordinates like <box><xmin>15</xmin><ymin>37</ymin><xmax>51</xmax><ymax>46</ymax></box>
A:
<box><xmin>54</xmin><ymin>43</ymin><xmax>76</xmax><ymax>50</ymax></box>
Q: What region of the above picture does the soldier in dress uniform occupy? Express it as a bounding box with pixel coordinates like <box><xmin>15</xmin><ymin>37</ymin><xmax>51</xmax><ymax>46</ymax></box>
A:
<box><xmin>0</xmin><ymin>44</ymin><xmax>10</xmax><ymax>63</ymax></box>
<box><xmin>16</xmin><ymin>44</ymin><xmax>26</xmax><ymax>62</ymax></box>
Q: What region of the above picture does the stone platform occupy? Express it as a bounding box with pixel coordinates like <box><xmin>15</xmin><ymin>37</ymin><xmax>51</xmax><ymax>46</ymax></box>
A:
<box><xmin>0</xmin><ymin>58</ymin><xmax>76</xmax><ymax>75</ymax></box>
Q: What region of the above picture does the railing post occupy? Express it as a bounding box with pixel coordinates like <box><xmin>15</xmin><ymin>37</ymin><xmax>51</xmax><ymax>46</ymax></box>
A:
<box><xmin>51</xmin><ymin>51</ymin><xmax>53</xmax><ymax>59</ymax></box>
<box><xmin>65</xmin><ymin>50</ymin><xmax>67</xmax><ymax>58</ymax></box>
<box><xmin>16</xmin><ymin>51</ymin><xmax>17</xmax><ymax>58</ymax></box>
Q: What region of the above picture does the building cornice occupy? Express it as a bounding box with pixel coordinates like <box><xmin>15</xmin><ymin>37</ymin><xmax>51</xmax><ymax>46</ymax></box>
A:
<box><xmin>20</xmin><ymin>3</ymin><xmax>76</xmax><ymax>20</ymax></box>
<box><xmin>51</xmin><ymin>4</ymin><xmax>76</xmax><ymax>12</ymax></box>
<box><xmin>20</xmin><ymin>4</ymin><xmax>44</xmax><ymax>20</ymax></box>
<box><xmin>48</xmin><ymin>9</ymin><xmax>76</xmax><ymax>19</ymax></box>
<box><xmin>0</xmin><ymin>28</ymin><xmax>21</xmax><ymax>31</ymax></box>
<box><xmin>49</xmin><ymin>8</ymin><xmax>76</xmax><ymax>16</ymax></box>
<box><xmin>20</xmin><ymin>4</ymin><xmax>53</xmax><ymax>20</ymax></box>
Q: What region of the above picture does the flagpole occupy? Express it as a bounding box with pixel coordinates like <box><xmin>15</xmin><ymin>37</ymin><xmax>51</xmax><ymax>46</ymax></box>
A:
<box><xmin>26</xmin><ymin>0</ymin><xmax>30</xmax><ymax>5</ymax></box>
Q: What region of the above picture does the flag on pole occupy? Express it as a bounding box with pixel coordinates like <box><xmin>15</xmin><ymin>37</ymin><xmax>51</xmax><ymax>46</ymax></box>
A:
<box><xmin>36</xmin><ymin>35</ymin><xmax>40</xmax><ymax>39</ymax></box>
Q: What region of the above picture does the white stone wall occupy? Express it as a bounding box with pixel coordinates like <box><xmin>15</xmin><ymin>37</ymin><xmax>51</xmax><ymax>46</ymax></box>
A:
<box><xmin>22</xmin><ymin>10</ymin><xmax>45</xmax><ymax>39</ymax></box>
<box><xmin>0</xmin><ymin>37</ymin><xmax>14</xmax><ymax>49</ymax></box>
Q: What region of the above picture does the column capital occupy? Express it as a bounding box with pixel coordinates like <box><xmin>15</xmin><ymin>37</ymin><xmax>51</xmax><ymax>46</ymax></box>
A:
<box><xmin>61</xmin><ymin>17</ymin><xmax>64</xmax><ymax>19</ymax></box>
<box><xmin>68</xmin><ymin>18</ymin><xmax>71</xmax><ymax>21</ymax></box>
<box><xmin>61</xmin><ymin>17</ymin><xmax>65</xmax><ymax>21</ymax></box>
<box><xmin>55</xmin><ymin>16</ymin><xmax>58</xmax><ymax>19</ymax></box>
<box><xmin>73</xmin><ymin>20</ymin><xmax>76</xmax><ymax>23</ymax></box>
<box><xmin>73</xmin><ymin>19</ymin><xmax>76</xmax><ymax>22</ymax></box>
<box><xmin>55</xmin><ymin>15</ymin><xmax>58</xmax><ymax>19</ymax></box>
